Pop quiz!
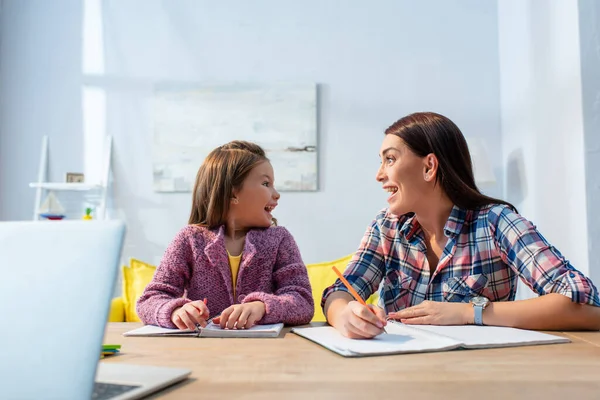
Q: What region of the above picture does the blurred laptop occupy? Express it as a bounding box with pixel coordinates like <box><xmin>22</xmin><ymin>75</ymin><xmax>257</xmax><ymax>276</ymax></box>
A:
<box><xmin>0</xmin><ymin>220</ymin><xmax>190</xmax><ymax>400</ymax></box>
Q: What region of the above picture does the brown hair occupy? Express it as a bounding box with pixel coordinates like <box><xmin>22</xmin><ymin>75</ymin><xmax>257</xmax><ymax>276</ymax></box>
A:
<box><xmin>188</xmin><ymin>140</ymin><xmax>273</xmax><ymax>228</ymax></box>
<box><xmin>385</xmin><ymin>112</ymin><xmax>516</xmax><ymax>211</ymax></box>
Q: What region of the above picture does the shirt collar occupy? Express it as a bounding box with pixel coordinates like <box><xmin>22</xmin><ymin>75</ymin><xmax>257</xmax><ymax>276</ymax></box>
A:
<box><xmin>400</xmin><ymin>205</ymin><xmax>469</xmax><ymax>240</ymax></box>
<box><xmin>443</xmin><ymin>205</ymin><xmax>469</xmax><ymax>238</ymax></box>
<box><xmin>399</xmin><ymin>213</ymin><xmax>420</xmax><ymax>241</ymax></box>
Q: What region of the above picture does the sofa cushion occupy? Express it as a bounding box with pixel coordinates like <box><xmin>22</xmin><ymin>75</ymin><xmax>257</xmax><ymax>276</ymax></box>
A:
<box><xmin>122</xmin><ymin>258</ymin><xmax>156</xmax><ymax>322</ymax></box>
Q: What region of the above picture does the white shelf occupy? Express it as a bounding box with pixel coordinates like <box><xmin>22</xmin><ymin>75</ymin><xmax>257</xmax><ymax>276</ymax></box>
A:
<box><xmin>29</xmin><ymin>182</ymin><xmax>103</xmax><ymax>191</ymax></box>
<box><xmin>31</xmin><ymin>135</ymin><xmax>112</xmax><ymax>220</ymax></box>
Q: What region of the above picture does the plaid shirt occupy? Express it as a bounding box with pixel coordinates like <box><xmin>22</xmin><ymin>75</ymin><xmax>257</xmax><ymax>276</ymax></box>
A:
<box><xmin>322</xmin><ymin>204</ymin><xmax>600</xmax><ymax>313</ymax></box>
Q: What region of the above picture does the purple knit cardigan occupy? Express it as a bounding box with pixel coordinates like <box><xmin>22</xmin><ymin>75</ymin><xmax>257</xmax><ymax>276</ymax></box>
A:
<box><xmin>136</xmin><ymin>225</ymin><xmax>314</xmax><ymax>328</ymax></box>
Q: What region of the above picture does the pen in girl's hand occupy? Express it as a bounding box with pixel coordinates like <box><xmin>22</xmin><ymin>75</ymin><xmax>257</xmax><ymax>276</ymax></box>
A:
<box><xmin>195</xmin><ymin>298</ymin><xmax>209</xmax><ymax>331</ymax></box>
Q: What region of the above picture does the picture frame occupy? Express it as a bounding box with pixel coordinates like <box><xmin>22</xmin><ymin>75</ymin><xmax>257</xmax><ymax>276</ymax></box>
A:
<box><xmin>65</xmin><ymin>172</ymin><xmax>85</xmax><ymax>183</ymax></box>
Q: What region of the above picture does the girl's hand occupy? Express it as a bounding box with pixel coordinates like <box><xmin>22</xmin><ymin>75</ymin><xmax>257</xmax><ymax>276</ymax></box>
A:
<box><xmin>388</xmin><ymin>300</ymin><xmax>472</xmax><ymax>325</ymax></box>
<box><xmin>335</xmin><ymin>301</ymin><xmax>387</xmax><ymax>339</ymax></box>
<box><xmin>213</xmin><ymin>301</ymin><xmax>266</xmax><ymax>329</ymax></box>
<box><xmin>171</xmin><ymin>300</ymin><xmax>210</xmax><ymax>330</ymax></box>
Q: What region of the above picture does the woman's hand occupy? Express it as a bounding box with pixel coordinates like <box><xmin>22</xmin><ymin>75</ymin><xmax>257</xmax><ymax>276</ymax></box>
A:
<box><xmin>388</xmin><ymin>300</ymin><xmax>472</xmax><ymax>325</ymax></box>
<box><xmin>334</xmin><ymin>301</ymin><xmax>387</xmax><ymax>339</ymax></box>
<box><xmin>213</xmin><ymin>301</ymin><xmax>266</xmax><ymax>329</ymax></box>
<box><xmin>171</xmin><ymin>300</ymin><xmax>210</xmax><ymax>330</ymax></box>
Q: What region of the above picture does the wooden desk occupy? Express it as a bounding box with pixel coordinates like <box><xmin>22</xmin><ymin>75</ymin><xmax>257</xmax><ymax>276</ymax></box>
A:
<box><xmin>102</xmin><ymin>323</ymin><xmax>600</xmax><ymax>399</ymax></box>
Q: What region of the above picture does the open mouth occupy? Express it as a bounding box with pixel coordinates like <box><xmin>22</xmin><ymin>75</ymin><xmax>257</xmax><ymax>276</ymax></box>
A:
<box><xmin>384</xmin><ymin>186</ymin><xmax>398</xmax><ymax>201</ymax></box>
<box><xmin>264</xmin><ymin>205</ymin><xmax>276</xmax><ymax>214</ymax></box>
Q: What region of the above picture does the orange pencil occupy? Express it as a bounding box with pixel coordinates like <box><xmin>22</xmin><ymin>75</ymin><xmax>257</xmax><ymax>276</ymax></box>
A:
<box><xmin>193</xmin><ymin>298</ymin><xmax>208</xmax><ymax>330</ymax></box>
<box><xmin>203</xmin><ymin>298</ymin><xmax>222</xmax><ymax>324</ymax></box>
<box><xmin>202</xmin><ymin>298</ymin><xmax>209</xmax><ymax>318</ymax></box>
<box><xmin>332</xmin><ymin>266</ymin><xmax>387</xmax><ymax>334</ymax></box>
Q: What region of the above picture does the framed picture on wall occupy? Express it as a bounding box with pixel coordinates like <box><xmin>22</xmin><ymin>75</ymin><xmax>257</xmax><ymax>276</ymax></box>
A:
<box><xmin>65</xmin><ymin>173</ymin><xmax>85</xmax><ymax>183</ymax></box>
<box><xmin>151</xmin><ymin>83</ymin><xmax>318</xmax><ymax>192</ymax></box>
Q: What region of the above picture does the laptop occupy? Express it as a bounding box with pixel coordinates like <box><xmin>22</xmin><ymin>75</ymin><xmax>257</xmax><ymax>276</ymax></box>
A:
<box><xmin>0</xmin><ymin>220</ymin><xmax>191</xmax><ymax>400</ymax></box>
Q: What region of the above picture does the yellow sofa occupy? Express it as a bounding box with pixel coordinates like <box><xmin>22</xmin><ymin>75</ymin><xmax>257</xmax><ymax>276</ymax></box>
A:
<box><xmin>109</xmin><ymin>255</ymin><xmax>379</xmax><ymax>323</ymax></box>
<box><xmin>109</xmin><ymin>258</ymin><xmax>157</xmax><ymax>323</ymax></box>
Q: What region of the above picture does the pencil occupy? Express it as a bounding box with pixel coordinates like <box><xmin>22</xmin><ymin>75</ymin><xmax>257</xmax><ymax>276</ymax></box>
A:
<box><xmin>202</xmin><ymin>298</ymin><xmax>222</xmax><ymax>324</ymax></box>
<box><xmin>331</xmin><ymin>266</ymin><xmax>388</xmax><ymax>334</ymax></box>
<box><xmin>195</xmin><ymin>298</ymin><xmax>208</xmax><ymax>331</ymax></box>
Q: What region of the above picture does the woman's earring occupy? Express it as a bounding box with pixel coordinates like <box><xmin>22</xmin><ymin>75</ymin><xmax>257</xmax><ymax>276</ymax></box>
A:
<box><xmin>232</xmin><ymin>198</ymin><xmax>239</xmax><ymax>204</ymax></box>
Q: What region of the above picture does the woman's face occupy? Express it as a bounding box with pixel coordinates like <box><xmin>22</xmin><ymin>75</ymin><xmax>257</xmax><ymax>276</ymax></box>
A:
<box><xmin>376</xmin><ymin>134</ymin><xmax>430</xmax><ymax>216</ymax></box>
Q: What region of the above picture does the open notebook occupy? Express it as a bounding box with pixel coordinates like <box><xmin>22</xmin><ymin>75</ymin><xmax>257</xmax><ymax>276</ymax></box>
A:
<box><xmin>124</xmin><ymin>321</ymin><xmax>284</xmax><ymax>338</ymax></box>
<box><xmin>291</xmin><ymin>321</ymin><xmax>570</xmax><ymax>357</ymax></box>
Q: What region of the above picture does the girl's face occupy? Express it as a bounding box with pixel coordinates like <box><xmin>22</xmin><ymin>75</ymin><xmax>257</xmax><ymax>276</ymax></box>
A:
<box><xmin>376</xmin><ymin>135</ymin><xmax>431</xmax><ymax>216</ymax></box>
<box><xmin>230</xmin><ymin>161</ymin><xmax>280</xmax><ymax>229</ymax></box>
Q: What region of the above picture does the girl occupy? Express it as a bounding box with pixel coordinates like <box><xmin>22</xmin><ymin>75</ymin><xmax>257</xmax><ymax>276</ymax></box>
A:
<box><xmin>322</xmin><ymin>112</ymin><xmax>600</xmax><ymax>339</ymax></box>
<box><xmin>137</xmin><ymin>141</ymin><xmax>314</xmax><ymax>330</ymax></box>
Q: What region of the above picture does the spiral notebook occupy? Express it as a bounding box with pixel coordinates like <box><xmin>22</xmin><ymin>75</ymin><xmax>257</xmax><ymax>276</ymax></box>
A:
<box><xmin>292</xmin><ymin>321</ymin><xmax>570</xmax><ymax>357</ymax></box>
<box><xmin>123</xmin><ymin>322</ymin><xmax>284</xmax><ymax>338</ymax></box>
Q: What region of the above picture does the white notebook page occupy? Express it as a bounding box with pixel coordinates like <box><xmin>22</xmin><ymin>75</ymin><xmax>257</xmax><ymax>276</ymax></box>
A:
<box><xmin>124</xmin><ymin>322</ymin><xmax>283</xmax><ymax>337</ymax></box>
<box><xmin>123</xmin><ymin>325</ymin><xmax>196</xmax><ymax>336</ymax></box>
<box><xmin>293</xmin><ymin>322</ymin><xmax>461</xmax><ymax>356</ymax></box>
<box><xmin>404</xmin><ymin>324</ymin><xmax>570</xmax><ymax>348</ymax></box>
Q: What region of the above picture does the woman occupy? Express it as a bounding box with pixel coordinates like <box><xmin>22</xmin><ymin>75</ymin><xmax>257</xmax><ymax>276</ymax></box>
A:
<box><xmin>322</xmin><ymin>112</ymin><xmax>600</xmax><ymax>339</ymax></box>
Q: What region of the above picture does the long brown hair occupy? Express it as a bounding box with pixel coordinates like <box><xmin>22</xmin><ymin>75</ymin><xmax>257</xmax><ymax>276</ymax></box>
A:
<box><xmin>188</xmin><ymin>140</ymin><xmax>272</xmax><ymax>228</ymax></box>
<box><xmin>385</xmin><ymin>112</ymin><xmax>516</xmax><ymax>211</ymax></box>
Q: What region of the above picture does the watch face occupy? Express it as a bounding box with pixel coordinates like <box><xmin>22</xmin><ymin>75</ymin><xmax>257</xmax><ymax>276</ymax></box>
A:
<box><xmin>471</xmin><ymin>296</ymin><xmax>488</xmax><ymax>306</ymax></box>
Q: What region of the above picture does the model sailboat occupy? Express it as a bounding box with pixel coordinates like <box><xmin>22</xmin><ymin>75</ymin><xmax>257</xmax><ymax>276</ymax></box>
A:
<box><xmin>38</xmin><ymin>191</ymin><xmax>66</xmax><ymax>220</ymax></box>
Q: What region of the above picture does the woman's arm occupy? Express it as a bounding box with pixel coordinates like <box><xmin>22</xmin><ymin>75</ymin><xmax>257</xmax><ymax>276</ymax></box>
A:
<box><xmin>488</xmin><ymin>205</ymin><xmax>600</xmax><ymax>330</ymax></box>
<box><xmin>324</xmin><ymin>291</ymin><xmax>354</xmax><ymax>326</ymax></box>
<box><xmin>391</xmin><ymin>293</ymin><xmax>600</xmax><ymax>330</ymax></box>
<box><xmin>482</xmin><ymin>293</ymin><xmax>600</xmax><ymax>330</ymax></box>
<box><xmin>322</xmin><ymin>213</ymin><xmax>389</xmax><ymax>338</ymax></box>
<box><xmin>321</xmin><ymin>215</ymin><xmax>387</xmax><ymax>319</ymax></box>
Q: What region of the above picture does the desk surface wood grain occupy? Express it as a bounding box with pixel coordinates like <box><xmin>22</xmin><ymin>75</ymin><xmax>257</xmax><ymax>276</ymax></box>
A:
<box><xmin>102</xmin><ymin>323</ymin><xmax>600</xmax><ymax>399</ymax></box>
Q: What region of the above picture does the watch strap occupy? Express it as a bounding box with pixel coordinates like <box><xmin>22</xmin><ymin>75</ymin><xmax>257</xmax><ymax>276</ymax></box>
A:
<box><xmin>473</xmin><ymin>304</ymin><xmax>483</xmax><ymax>325</ymax></box>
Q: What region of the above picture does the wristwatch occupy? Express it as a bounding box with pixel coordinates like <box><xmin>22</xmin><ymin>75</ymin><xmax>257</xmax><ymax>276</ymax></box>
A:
<box><xmin>469</xmin><ymin>296</ymin><xmax>490</xmax><ymax>325</ymax></box>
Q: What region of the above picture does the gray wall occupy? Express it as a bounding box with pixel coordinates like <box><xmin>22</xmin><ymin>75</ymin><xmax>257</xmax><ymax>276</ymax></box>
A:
<box><xmin>579</xmin><ymin>0</ymin><xmax>600</xmax><ymax>284</ymax></box>
<box><xmin>0</xmin><ymin>0</ymin><xmax>83</xmax><ymax>220</ymax></box>
<box><xmin>1</xmin><ymin>1</ymin><xmax>503</xmax><ymax>267</ymax></box>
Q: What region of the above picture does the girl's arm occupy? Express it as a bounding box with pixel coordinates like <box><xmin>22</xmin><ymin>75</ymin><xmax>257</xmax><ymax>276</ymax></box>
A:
<box><xmin>136</xmin><ymin>227</ymin><xmax>195</xmax><ymax>328</ymax></box>
<box><xmin>241</xmin><ymin>228</ymin><xmax>314</xmax><ymax>325</ymax></box>
<box><xmin>488</xmin><ymin>205</ymin><xmax>600</xmax><ymax>330</ymax></box>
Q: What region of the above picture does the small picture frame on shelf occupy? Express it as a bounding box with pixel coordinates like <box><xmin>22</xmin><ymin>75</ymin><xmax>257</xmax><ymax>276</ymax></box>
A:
<box><xmin>65</xmin><ymin>172</ymin><xmax>85</xmax><ymax>183</ymax></box>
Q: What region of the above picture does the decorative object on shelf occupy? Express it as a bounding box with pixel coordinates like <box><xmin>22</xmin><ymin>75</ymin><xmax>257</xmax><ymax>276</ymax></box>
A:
<box><xmin>65</xmin><ymin>172</ymin><xmax>85</xmax><ymax>183</ymax></box>
<box><xmin>38</xmin><ymin>191</ymin><xmax>66</xmax><ymax>220</ymax></box>
<box><xmin>83</xmin><ymin>207</ymin><xmax>93</xmax><ymax>220</ymax></box>
<box><xmin>30</xmin><ymin>136</ymin><xmax>113</xmax><ymax>220</ymax></box>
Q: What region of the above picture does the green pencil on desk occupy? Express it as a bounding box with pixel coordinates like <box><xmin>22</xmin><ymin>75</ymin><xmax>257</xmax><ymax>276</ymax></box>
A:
<box><xmin>101</xmin><ymin>344</ymin><xmax>121</xmax><ymax>358</ymax></box>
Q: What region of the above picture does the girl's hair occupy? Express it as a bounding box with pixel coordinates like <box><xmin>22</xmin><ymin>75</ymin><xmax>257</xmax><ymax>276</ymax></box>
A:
<box><xmin>385</xmin><ymin>112</ymin><xmax>516</xmax><ymax>211</ymax></box>
<box><xmin>189</xmin><ymin>140</ymin><xmax>275</xmax><ymax>228</ymax></box>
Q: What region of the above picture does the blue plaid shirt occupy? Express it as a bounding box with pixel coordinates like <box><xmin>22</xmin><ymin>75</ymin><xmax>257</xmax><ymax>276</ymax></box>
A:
<box><xmin>322</xmin><ymin>204</ymin><xmax>600</xmax><ymax>313</ymax></box>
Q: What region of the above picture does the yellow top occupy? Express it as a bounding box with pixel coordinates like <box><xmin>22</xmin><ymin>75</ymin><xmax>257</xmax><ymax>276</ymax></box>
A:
<box><xmin>227</xmin><ymin>251</ymin><xmax>242</xmax><ymax>297</ymax></box>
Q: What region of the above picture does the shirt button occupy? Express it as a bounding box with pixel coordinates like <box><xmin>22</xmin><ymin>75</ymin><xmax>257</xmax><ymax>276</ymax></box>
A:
<box><xmin>569</xmin><ymin>272</ymin><xmax>576</xmax><ymax>278</ymax></box>
<box><xmin>237</xmin><ymin>294</ymin><xmax>246</xmax><ymax>302</ymax></box>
